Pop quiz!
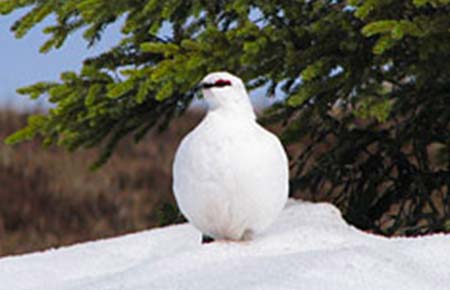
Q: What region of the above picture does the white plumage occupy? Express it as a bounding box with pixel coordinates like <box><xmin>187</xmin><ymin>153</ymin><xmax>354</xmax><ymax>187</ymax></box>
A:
<box><xmin>172</xmin><ymin>72</ymin><xmax>289</xmax><ymax>241</ymax></box>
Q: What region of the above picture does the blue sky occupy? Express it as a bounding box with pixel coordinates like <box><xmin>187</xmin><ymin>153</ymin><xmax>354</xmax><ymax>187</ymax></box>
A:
<box><xmin>0</xmin><ymin>10</ymin><xmax>122</xmax><ymax>110</ymax></box>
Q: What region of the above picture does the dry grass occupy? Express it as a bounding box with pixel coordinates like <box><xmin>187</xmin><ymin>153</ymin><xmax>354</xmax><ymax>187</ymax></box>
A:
<box><xmin>2</xmin><ymin>106</ymin><xmax>443</xmax><ymax>257</ymax></box>
<box><xmin>0</xmin><ymin>109</ymin><xmax>202</xmax><ymax>257</ymax></box>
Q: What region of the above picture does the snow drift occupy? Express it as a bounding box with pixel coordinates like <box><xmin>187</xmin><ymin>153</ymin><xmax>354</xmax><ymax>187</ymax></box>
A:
<box><xmin>1</xmin><ymin>200</ymin><xmax>449</xmax><ymax>290</ymax></box>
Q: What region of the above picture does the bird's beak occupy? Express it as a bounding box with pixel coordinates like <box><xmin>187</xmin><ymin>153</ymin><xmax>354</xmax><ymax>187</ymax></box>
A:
<box><xmin>194</xmin><ymin>83</ymin><xmax>206</xmax><ymax>92</ymax></box>
<box><xmin>195</xmin><ymin>82</ymin><xmax>215</xmax><ymax>91</ymax></box>
<box><xmin>194</xmin><ymin>80</ymin><xmax>232</xmax><ymax>91</ymax></box>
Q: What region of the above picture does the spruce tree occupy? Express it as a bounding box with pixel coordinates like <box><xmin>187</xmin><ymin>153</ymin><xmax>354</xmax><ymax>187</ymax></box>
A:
<box><xmin>1</xmin><ymin>0</ymin><xmax>449</xmax><ymax>235</ymax></box>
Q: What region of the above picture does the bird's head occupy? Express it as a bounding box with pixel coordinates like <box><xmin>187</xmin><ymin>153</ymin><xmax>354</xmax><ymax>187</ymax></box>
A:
<box><xmin>197</xmin><ymin>72</ymin><xmax>255</xmax><ymax>118</ymax></box>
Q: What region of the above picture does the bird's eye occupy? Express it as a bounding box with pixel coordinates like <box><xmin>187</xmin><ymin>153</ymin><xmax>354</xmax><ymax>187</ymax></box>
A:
<box><xmin>200</xmin><ymin>79</ymin><xmax>232</xmax><ymax>89</ymax></box>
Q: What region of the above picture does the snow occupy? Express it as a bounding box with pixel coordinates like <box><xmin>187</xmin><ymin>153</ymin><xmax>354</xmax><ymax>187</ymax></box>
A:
<box><xmin>1</xmin><ymin>200</ymin><xmax>449</xmax><ymax>290</ymax></box>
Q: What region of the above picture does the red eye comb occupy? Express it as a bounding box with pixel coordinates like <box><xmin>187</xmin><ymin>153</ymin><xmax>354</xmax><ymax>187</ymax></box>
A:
<box><xmin>200</xmin><ymin>79</ymin><xmax>232</xmax><ymax>89</ymax></box>
<box><xmin>214</xmin><ymin>79</ymin><xmax>232</xmax><ymax>86</ymax></box>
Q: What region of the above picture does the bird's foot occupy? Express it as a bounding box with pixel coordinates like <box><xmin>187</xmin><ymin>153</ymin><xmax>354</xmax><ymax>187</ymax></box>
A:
<box><xmin>201</xmin><ymin>235</ymin><xmax>214</xmax><ymax>244</ymax></box>
<box><xmin>241</xmin><ymin>229</ymin><xmax>254</xmax><ymax>241</ymax></box>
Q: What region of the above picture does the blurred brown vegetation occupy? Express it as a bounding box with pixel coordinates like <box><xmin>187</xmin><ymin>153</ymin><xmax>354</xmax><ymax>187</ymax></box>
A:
<box><xmin>1</xmin><ymin>107</ymin><xmax>445</xmax><ymax>257</ymax></box>
<box><xmin>0</xmin><ymin>108</ymin><xmax>202</xmax><ymax>257</ymax></box>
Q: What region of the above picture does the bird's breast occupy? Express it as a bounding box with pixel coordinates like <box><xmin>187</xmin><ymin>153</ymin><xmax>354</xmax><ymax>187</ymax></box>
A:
<box><xmin>172</xmin><ymin>113</ymin><xmax>289</xmax><ymax>239</ymax></box>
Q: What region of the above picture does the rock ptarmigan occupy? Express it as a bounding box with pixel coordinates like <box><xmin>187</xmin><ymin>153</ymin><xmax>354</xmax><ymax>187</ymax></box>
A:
<box><xmin>172</xmin><ymin>72</ymin><xmax>289</xmax><ymax>243</ymax></box>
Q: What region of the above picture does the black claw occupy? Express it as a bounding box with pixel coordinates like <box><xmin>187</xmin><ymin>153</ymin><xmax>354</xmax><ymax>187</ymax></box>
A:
<box><xmin>201</xmin><ymin>235</ymin><xmax>214</xmax><ymax>244</ymax></box>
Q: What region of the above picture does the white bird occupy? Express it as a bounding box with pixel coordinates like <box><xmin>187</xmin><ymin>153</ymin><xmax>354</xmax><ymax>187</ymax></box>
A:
<box><xmin>172</xmin><ymin>72</ymin><xmax>289</xmax><ymax>243</ymax></box>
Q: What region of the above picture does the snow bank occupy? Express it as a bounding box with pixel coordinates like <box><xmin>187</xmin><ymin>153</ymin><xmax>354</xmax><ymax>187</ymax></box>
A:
<box><xmin>1</xmin><ymin>200</ymin><xmax>449</xmax><ymax>290</ymax></box>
